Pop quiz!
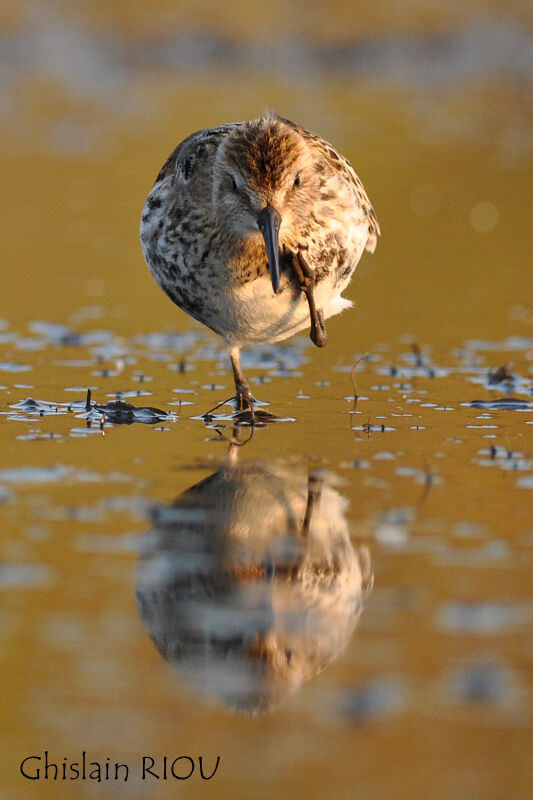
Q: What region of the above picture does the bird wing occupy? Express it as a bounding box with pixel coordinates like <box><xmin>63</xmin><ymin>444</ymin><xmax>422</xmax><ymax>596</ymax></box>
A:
<box><xmin>279</xmin><ymin>116</ymin><xmax>380</xmax><ymax>252</ymax></box>
<box><xmin>153</xmin><ymin>123</ymin><xmax>241</xmax><ymax>186</ymax></box>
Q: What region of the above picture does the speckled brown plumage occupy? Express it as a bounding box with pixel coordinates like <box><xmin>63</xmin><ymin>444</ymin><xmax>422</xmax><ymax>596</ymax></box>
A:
<box><xmin>140</xmin><ymin>111</ymin><xmax>379</xmax><ymax>406</ymax></box>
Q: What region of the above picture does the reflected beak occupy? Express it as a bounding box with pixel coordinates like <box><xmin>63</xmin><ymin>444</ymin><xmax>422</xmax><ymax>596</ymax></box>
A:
<box><xmin>257</xmin><ymin>205</ymin><xmax>282</xmax><ymax>294</ymax></box>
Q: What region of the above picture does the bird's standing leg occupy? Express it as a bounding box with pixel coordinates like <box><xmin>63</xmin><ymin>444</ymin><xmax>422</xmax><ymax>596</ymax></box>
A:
<box><xmin>228</xmin><ymin>346</ymin><xmax>254</xmax><ymax>409</ymax></box>
<box><xmin>288</xmin><ymin>250</ymin><xmax>327</xmax><ymax>348</ymax></box>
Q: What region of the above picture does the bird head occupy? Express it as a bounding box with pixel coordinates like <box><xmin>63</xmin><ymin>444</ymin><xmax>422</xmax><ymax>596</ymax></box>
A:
<box><xmin>213</xmin><ymin>113</ymin><xmax>317</xmax><ymax>293</ymax></box>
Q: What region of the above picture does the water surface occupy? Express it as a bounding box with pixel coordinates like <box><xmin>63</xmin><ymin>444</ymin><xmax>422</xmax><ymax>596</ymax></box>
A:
<box><xmin>1</xmin><ymin>4</ymin><xmax>532</xmax><ymax>799</ymax></box>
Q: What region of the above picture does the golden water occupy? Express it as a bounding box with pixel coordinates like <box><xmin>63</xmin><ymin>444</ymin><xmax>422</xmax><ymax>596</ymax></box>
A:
<box><xmin>1</xmin><ymin>5</ymin><xmax>532</xmax><ymax>798</ymax></box>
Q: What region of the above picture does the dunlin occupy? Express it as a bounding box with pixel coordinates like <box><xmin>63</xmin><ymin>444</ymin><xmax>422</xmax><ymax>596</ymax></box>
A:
<box><xmin>140</xmin><ymin>111</ymin><xmax>379</xmax><ymax>408</ymax></box>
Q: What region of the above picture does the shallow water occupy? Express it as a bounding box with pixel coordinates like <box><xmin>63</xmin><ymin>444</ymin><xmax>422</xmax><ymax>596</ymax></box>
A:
<box><xmin>1</xmin><ymin>319</ymin><xmax>532</xmax><ymax>798</ymax></box>
<box><xmin>1</xmin><ymin>4</ymin><xmax>532</xmax><ymax>799</ymax></box>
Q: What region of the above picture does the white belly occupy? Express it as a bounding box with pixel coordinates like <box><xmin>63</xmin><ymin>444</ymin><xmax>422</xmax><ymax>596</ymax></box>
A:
<box><xmin>209</xmin><ymin>222</ymin><xmax>369</xmax><ymax>347</ymax></box>
<box><xmin>217</xmin><ymin>267</ymin><xmax>355</xmax><ymax>348</ymax></box>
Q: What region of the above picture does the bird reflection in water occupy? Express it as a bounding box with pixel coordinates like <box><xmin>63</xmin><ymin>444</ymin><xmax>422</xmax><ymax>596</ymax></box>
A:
<box><xmin>136</xmin><ymin>453</ymin><xmax>373</xmax><ymax>714</ymax></box>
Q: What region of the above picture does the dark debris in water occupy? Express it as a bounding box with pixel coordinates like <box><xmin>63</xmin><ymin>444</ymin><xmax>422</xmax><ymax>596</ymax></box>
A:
<box><xmin>198</xmin><ymin>395</ymin><xmax>294</xmax><ymax>432</ymax></box>
<box><xmin>9</xmin><ymin>390</ymin><xmax>175</xmax><ymax>427</ymax></box>
<box><xmin>10</xmin><ymin>397</ymin><xmax>73</xmax><ymax>417</ymax></box>
<box><xmin>29</xmin><ymin>320</ymin><xmax>83</xmax><ymax>347</ymax></box>
<box><xmin>465</xmin><ymin>397</ymin><xmax>532</xmax><ymax>411</ymax></box>
<box><xmin>381</xmin><ymin>343</ymin><xmax>450</xmax><ymax>380</ymax></box>
<box><xmin>487</xmin><ymin>364</ymin><xmax>514</xmax><ymax>387</ymax></box>
<box><xmin>84</xmin><ymin>389</ymin><xmax>174</xmax><ymax>425</ymax></box>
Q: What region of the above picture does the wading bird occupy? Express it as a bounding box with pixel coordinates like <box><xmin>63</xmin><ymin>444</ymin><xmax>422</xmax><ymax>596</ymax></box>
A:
<box><xmin>140</xmin><ymin>111</ymin><xmax>379</xmax><ymax>409</ymax></box>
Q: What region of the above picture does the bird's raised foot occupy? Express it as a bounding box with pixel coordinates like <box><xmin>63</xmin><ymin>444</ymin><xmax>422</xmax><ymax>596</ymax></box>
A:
<box><xmin>309</xmin><ymin>306</ymin><xmax>327</xmax><ymax>348</ymax></box>
<box><xmin>287</xmin><ymin>249</ymin><xmax>328</xmax><ymax>348</ymax></box>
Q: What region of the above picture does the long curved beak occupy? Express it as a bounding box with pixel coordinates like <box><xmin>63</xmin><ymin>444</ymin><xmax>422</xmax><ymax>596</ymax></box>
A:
<box><xmin>257</xmin><ymin>205</ymin><xmax>281</xmax><ymax>294</ymax></box>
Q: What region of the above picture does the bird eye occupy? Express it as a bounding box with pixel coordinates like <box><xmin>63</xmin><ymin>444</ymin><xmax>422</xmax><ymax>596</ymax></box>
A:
<box><xmin>293</xmin><ymin>173</ymin><xmax>301</xmax><ymax>189</ymax></box>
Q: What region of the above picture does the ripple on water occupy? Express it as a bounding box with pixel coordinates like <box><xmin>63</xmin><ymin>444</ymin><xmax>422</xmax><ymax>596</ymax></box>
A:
<box><xmin>135</xmin><ymin>330</ymin><xmax>203</xmax><ymax>351</ymax></box>
<box><xmin>168</xmin><ymin>361</ymin><xmax>196</xmax><ymax>372</ymax></box>
<box><xmin>438</xmin><ymin>602</ymin><xmax>531</xmax><ymax>633</ymax></box>
<box><xmin>0</xmin><ymin>466</ymin><xmax>133</xmax><ymax>484</ymax></box>
<box><xmin>467</xmin><ymin>366</ymin><xmax>532</xmax><ymax>396</ymax></box>
<box><xmin>29</xmin><ymin>320</ymin><xmax>82</xmax><ymax>345</ymax></box>
<box><xmin>74</xmin><ymin>533</ymin><xmax>140</xmax><ymax>554</ymax></box>
<box><xmin>9</xmin><ymin>397</ymin><xmax>76</xmax><ymax>417</ymax></box>
<box><xmin>0</xmin><ymin>563</ymin><xmax>53</xmax><ymax>587</ymax></box>
<box><xmin>0</xmin><ymin>362</ymin><xmax>32</xmax><ymax>372</ymax></box>
<box><xmin>17</xmin><ymin>431</ymin><xmax>63</xmax><ymax>442</ymax></box>
<box><xmin>374</xmin><ymin>509</ymin><xmax>413</xmax><ymax>547</ymax></box>
<box><xmin>475</xmin><ymin>447</ymin><xmax>531</xmax><ymax>474</ymax></box>
<box><xmin>106</xmin><ymin>390</ymin><xmax>152</xmax><ymax>399</ymax></box>
<box><xmin>340</xmin><ymin>677</ymin><xmax>407</xmax><ymax>721</ymax></box>
<box><xmin>445</xmin><ymin>660</ymin><xmax>516</xmax><ymax>706</ymax></box>
<box><xmin>0</xmin><ymin>466</ymin><xmax>71</xmax><ymax>483</ymax></box>
<box><xmin>373</xmin><ymin>451</ymin><xmax>397</xmax><ymax>460</ymax></box>
<box><xmin>0</xmin><ymin>486</ymin><xmax>12</xmax><ymax>503</ymax></box>
<box><xmin>352</xmin><ymin>423</ymin><xmax>396</xmax><ymax>433</ymax></box>
<box><xmin>464</xmin><ymin>398</ymin><xmax>532</xmax><ymax>411</ymax></box>
<box><xmin>464</xmin><ymin>337</ymin><xmax>533</xmax><ymax>352</ymax></box>
<box><xmin>241</xmin><ymin>342</ymin><xmax>308</xmax><ymax>371</ymax></box>
<box><xmin>395</xmin><ymin>466</ymin><xmax>441</xmax><ymax>485</ymax></box>
<box><xmin>8</xmin><ymin>392</ymin><xmax>176</xmax><ymax>427</ymax></box>
<box><xmin>380</xmin><ymin>365</ymin><xmax>451</xmax><ymax>379</ymax></box>
<box><xmin>69</xmin><ymin>427</ymin><xmax>107</xmax><ymax>438</ymax></box>
<box><xmin>432</xmin><ymin>539</ymin><xmax>510</xmax><ymax>567</ymax></box>
<box><xmin>168</xmin><ymin>400</ymin><xmax>194</xmax><ymax>408</ymax></box>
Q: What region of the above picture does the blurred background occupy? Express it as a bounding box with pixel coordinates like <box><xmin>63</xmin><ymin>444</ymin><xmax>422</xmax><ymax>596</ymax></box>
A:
<box><xmin>1</xmin><ymin>3</ymin><xmax>532</xmax><ymax>800</ymax></box>
<box><xmin>1</xmin><ymin>0</ymin><xmax>532</xmax><ymax>345</ymax></box>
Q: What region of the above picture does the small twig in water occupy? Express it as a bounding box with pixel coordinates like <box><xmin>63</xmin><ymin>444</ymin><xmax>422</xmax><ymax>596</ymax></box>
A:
<box><xmin>202</xmin><ymin>396</ymin><xmax>237</xmax><ymax>422</ymax></box>
<box><xmin>488</xmin><ymin>364</ymin><xmax>513</xmax><ymax>386</ymax></box>
<box><xmin>202</xmin><ymin>395</ymin><xmax>257</xmax><ymax>442</ymax></box>
<box><xmin>351</xmin><ymin>352</ymin><xmax>370</xmax><ymax>403</ymax></box>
